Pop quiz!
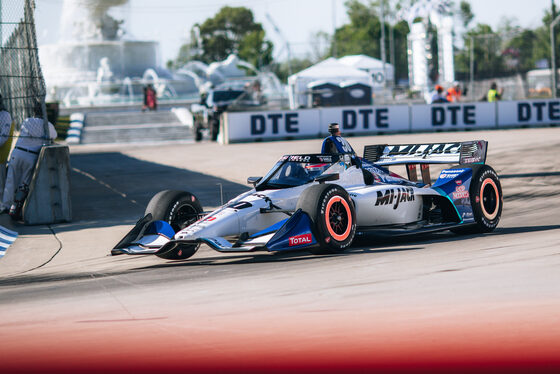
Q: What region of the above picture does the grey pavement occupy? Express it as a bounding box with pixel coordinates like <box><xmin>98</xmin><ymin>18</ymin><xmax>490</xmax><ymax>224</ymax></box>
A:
<box><xmin>2</xmin><ymin>127</ymin><xmax>560</xmax><ymax>276</ymax></box>
<box><xmin>0</xmin><ymin>128</ymin><xmax>559</xmax><ymax>371</ymax></box>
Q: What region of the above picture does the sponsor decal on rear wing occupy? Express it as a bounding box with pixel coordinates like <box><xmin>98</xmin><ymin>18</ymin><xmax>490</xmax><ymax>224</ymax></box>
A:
<box><xmin>279</xmin><ymin>154</ymin><xmax>341</xmax><ymax>163</ymax></box>
<box><xmin>363</xmin><ymin>140</ymin><xmax>487</xmax><ymax>166</ymax></box>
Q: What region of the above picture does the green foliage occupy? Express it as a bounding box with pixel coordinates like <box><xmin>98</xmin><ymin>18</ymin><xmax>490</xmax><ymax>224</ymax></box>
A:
<box><xmin>333</xmin><ymin>0</ymin><xmax>380</xmax><ymax>57</ymax></box>
<box><xmin>238</xmin><ymin>30</ymin><xmax>273</xmax><ymax>68</ymax></box>
<box><xmin>506</xmin><ymin>29</ymin><xmax>539</xmax><ymax>72</ymax></box>
<box><xmin>455</xmin><ymin>4</ymin><xmax>558</xmax><ymax>80</ymax></box>
<box><xmin>459</xmin><ymin>1</ymin><xmax>474</xmax><ymax>27</ymax></box>
<box><xmin>331</xmin><ymin>0</ymin><xmax>410</xmax><ymax>82</ymax></box>
<box><xmin>270</xmin><ymin>58</ymin><xmax>314</xmax><ymax>83</ymax></box>
<box><xmin>168</xmin><ymin>0</ymin><xmax>556</xmax><ymax>86</ymax></box>
<box><xmin>172</xmin><ymin>6</ymin><xmax>273</xmax><ymax>69</ymax></box>
<box><xmin>455</xmin><ymin>24</ymin><xmax>505</xmax><ymax>79</ymax></box>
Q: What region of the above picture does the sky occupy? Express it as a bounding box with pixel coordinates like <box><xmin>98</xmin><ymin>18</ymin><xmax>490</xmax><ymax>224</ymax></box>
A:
<box><xmin>34</xmin><ymin>0</ymin><xmax>557</xmax><ymax>66</ymax></box>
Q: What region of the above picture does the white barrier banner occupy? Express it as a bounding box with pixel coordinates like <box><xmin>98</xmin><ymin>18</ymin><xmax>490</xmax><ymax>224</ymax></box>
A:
<box><xmin>410</xmin><ymin>102</ymin><xmax>496</xmax><ymax>130</ymax></box>
<box><xmin>498</xmin><ymin>99</ymin><xmax>560</xmax><ymax>127</ymax></box>
<box><xmin>319</xmin><ymin>105</ymin><xmax>410</xmax><ymax>136</ymax></box>
<box><xmin>222</xmin><ymin>99</ymin><xmax>557</xmax><ymax>143</ymax></box>
<box><xmin>224</xmin><ymin>109</ymin><xmax>320</xmax><ymax>142</ymax></box>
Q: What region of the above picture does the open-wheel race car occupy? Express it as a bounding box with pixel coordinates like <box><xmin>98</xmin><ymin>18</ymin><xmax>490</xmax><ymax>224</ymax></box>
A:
<box><xmin>112</xmin><ymin>140</ymin><xmax>502</xmax><ymax>260</ymax></box>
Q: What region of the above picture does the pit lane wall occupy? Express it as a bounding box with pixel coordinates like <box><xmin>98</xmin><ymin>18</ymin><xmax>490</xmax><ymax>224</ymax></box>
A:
<box><xmin>220</xmin><ymin>99</ymin><xmax>560</xmax><ymax>144</ymax></box>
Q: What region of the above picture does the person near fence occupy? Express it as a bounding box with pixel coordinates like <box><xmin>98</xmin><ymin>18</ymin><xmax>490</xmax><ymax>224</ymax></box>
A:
<box><xmin>431</xmin><ymin>85</ymin><xmax>448</xmax><ymax>103</ymax></box>
<box><xmin>0</xmin><ymin>103</ymin><xmax>57</xmax><ymax>217</ymax></box>
<box><xmin>0</xmin><ymin>95</ymin><xmax>15</xmax><ymax>203</ymax></box>
<box><xmin>487</xmin><ymin>82</ymin><xmax>503</xmax><ymax>102</ymax></box>
<box><xmin>142</xmin><ymin>84</ymin><xmax>157</xmax><ymax>111</ymax></box>
<box><xmin>446</xmin><ymin>82</ymin><xmax>462</xmax><ymax>102</ymax></box>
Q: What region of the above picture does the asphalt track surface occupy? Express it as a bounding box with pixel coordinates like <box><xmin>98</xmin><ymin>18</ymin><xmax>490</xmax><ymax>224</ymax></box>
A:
<box><xmin>1</xmin><ymin>128</ymin><xmax>560</xmax><ymax>373</ymax></box>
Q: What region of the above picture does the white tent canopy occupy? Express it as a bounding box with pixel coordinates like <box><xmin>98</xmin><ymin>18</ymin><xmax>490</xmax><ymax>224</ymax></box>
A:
<box><xmin>338</xmin><ymin>54</ymin><xmax>395</xmax><ymax>88</ymax></box>
<box><xmin>287</xmin><ymin>57</ymin><xmax>373</xmax><ymax>109</ymax></box>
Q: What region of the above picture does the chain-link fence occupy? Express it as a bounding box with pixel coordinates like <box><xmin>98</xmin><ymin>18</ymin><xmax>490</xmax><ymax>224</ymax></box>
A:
<box><xmin>0</xmin><ymin>0</ymin><xmax>51</xmax><ymax>136</ymax></box>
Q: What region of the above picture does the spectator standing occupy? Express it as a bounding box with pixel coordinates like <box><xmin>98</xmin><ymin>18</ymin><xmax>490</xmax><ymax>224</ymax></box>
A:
<box><xmin>446</xmin><ymin>82</ymin><xmax>462</xmax><ymax>102</ymax></box>
<box><xmin>1</xmin><ymin>103</ymin><xmax>57</xmax><ymax>217</ymax></box>
<box><xmin>142</xmin><ymin>84</ymin><xmax>158</xmax><ymax>111</ymax></box>
<box><xmin>0</xmin><ymin>95</ymin><xmax>15</xmax><ymax>202</ymax></box>
<box><xmin>487</xmin><ymin>82</ymin><xmax>503</xmax><ymax>102</ymax></box>
<box><xmin>431</xmin><ymin>85</ymin><xmax>448</xmax><ymax>103</ymax></box>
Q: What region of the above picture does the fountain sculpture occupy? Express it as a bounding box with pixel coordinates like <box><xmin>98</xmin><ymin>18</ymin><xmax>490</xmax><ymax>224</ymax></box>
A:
<box><xmin>39</xmin><ymin>0</ymin><xmax>197</xmax><ymax>107</ymax></box>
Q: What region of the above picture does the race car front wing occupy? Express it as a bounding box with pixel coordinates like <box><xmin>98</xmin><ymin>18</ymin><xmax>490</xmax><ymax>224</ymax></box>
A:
<box><xmin>155</xmin><ymin>209</ymin><xmax>319</xmax><ymax>254</ymax></box>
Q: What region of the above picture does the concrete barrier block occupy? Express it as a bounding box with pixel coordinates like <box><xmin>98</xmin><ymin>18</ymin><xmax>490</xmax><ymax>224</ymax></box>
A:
<box><xmin>22</xmin><ymin>145</ymin><xmax>72</xmax><ymax>225</ymax></box>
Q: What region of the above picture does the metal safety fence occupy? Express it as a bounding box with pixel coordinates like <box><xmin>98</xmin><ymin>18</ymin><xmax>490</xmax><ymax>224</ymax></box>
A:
<box><xmin>0</xmin><ymin>0</ymin><xmax>51</xmax><ymax>137</ymax></box>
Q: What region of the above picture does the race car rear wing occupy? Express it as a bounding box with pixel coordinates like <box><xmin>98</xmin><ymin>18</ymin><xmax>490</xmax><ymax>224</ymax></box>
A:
<box><xmin>363</xmin><ymin>140</ymin><xmax>488</xmax><ymax>166</ymax></box>
<box><xmin>363</xmin><ymin>140</ymin><xmax>488</xmax><ymax>185</ymax></box>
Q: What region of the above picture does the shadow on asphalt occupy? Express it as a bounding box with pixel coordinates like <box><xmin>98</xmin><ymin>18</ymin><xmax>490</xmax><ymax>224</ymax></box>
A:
<box><xmin>0</xmin><ymin>246</ymin><xmax>417</xmax><ymax>288</ymax></box>
<box><xmin>57</xmin><ymin>152</ymin><xmax>249</xmax><ymax>233</ymax></box>
<box><xmin>500</xmin><ymin>171</ymin><xmax>560</xmax><ymax>179</ymax></box>
<box><xmin>3</xmin><ymin>223</ymin><xmax>559</xmax><ymax>289</ymax></box>
<box><xmin>135</xmin><ymin>223</ymin><xmax>560</xmax><ymax>271</ymax></box>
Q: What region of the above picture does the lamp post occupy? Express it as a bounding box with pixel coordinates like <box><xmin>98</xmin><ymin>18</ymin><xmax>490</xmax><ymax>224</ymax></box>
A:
<box><xmin>469</xmin><ymin>36</ymin><xmax>474</xmax><ymax>100</ymax></box>
<box><xmin>550</xmin><ymin>14</ymin><xmax>560</xmax><ymax>98</ymax></box>
<box><xmin>380</xmin><ymin>0</ymin><xmax>387</xmax><ymax>89</ymax></box>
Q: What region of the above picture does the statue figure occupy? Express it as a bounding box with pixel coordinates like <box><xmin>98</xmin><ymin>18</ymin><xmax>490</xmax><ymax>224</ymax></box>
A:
<box><xmin>61</xmin><ymin>0</ymin><xmax>128</xmax><ymax>41</ymax></box>
<box><xmin>97</xmin><ymin>57</ymin><xmax>114</xmax><ymax>84</ymax></box>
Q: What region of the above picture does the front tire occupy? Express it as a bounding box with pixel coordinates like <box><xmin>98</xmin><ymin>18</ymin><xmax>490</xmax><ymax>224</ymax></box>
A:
<box><xmin>146</xmin><ymin>190</ymin><xmax>202</xmax><ymax>260</ymax></box>
<box><xmin>146</xmin><ymin>190</ymin><xmax>202</xmax><ymax>231</ymax></box>
<box><xmin>297</xmin><ymin>184</ymin><xmax>356</xmax><ymax>254</ymax></box>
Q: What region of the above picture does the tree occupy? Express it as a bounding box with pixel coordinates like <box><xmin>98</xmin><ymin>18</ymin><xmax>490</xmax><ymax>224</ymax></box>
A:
<box><xmin>505</xmin><ymin>29</ymin><xmax>538</xmax><ymax>72</ymax></box>
<box><xmin>454</xmin><ymin>7</ymin><xmax>554</xmax><ymax>81</ymax></box>
<box><xmin>172</xmin><ymin>6</ymin><xmax>273</xmax><ymax>69</ymax></box>
<box><xmin>308</xmin><ymin>31</ymin><xmax>332</xmax><ymax>62</ymax></box>
<box><xmin>270</xmin><ymin>57</ymin><xmax>314</xmax><ymax>83</ymax></box>
<box><xmin>331</xmin><ymin>0</ymin><xmax>410</xmax><ymax>82</ymax></box>
<box><xmin>459</xmin><ymin>1</ymin><xmax>474</xmax><ymax>28</ymax></box>
<box><xmin>454</xmin><ymin>24</ymin><xmax>506</xmax><ymax>79</ymax></box>
<box><xmin>332</xmin><ymin>0</ymin><xmax>381</xmax><ymax>58</ymax></box>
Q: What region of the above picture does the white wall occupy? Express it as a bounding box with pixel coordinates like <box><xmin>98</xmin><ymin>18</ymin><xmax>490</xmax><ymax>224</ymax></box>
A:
<box><xmin>221</xmin><ymin>99</ymin><xmax>560</xmax><ymax>143</ymax></box>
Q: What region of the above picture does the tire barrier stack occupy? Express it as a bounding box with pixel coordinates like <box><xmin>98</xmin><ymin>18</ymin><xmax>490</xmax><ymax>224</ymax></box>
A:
<box><xmin>65</xmin><ymin>113</ymin><xmax>85</xmax><ymax>144</ymax></box>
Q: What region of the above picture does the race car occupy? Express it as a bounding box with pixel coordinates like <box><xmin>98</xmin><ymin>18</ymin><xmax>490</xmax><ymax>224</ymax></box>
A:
<box><xmin>112</xmin><ymin>140</ymin><xmax>502</xmax><ymax>260</ymax></box>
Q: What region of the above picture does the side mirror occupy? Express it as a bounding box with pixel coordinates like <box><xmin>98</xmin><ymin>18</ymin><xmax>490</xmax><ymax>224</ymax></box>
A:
<box><xmin>315</xmin><ymin>173</ymin><xmax>340</xmax><ymax>184</ymax></box>
<box><xmin>247</xmin><ymin>176</ymin><xmax>262</xmax><ymax>186</ymax></box>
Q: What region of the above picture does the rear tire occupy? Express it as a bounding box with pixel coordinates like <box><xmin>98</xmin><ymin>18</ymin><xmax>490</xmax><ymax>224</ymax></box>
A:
<box><xmin>451</xmin><ymin>164</ymin><xmax>502</xmax><ymax>234</ymax></box>
<box><xmin>296</xmin><ymin>184</ymin><xmax>356</xmax><ymax>254</ymax></box>
<box><xmin>146</xmin><ymin>190</ymin><xmax>202</xmax><ymax>260</ymax></box>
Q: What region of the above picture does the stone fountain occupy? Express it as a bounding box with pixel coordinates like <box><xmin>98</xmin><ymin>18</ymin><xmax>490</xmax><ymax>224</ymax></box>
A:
<box><xmin>39</xmin><ymin>0</ymin><xmax>196</xmax><ymax>107</ymax></box>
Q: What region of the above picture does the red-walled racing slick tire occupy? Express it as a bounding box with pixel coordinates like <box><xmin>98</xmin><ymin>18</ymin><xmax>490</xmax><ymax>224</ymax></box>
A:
<box><xmin>297</xmin><ymin>184</ymin><xmax>356</xmax><ymax>254</ymax></box>
<box><xmin>451</xmin><ymin>164</ymin><xmax>503</xmax><ymax>234</ymax></box>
